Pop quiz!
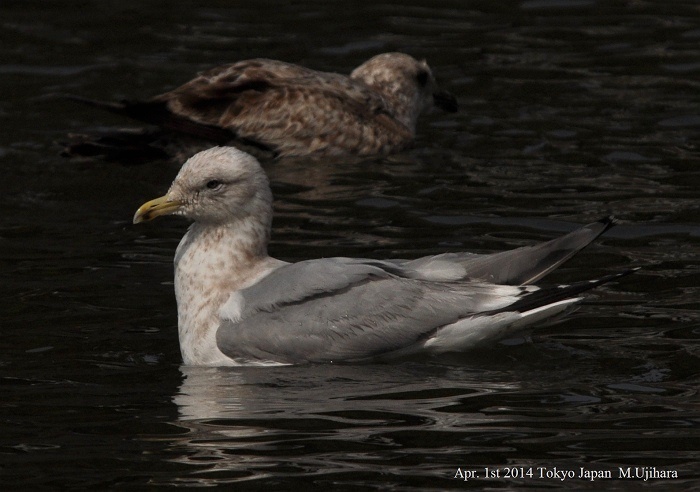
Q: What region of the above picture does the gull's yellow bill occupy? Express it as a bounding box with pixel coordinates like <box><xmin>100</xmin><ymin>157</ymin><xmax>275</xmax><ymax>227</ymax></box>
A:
<box><xmin>133</xmin><ymin>196</ymin><xmax>183</xmax><ymax>224</ymax></box>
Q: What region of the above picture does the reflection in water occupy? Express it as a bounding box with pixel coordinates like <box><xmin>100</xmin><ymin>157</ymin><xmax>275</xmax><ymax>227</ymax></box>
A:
<box><xmin>170</xmin><ymin>363</ymin><xmax>517</xmax><ymax>485</ymax></box>
<box><xmin>175</xmin><ymin>363</ymin><xmax>515</xmax><ymax>421</ymax></box>
<box><xmin>165</xmin><ymin>350</ymin><xmax>698</xmax><ymax>487</ymax></box>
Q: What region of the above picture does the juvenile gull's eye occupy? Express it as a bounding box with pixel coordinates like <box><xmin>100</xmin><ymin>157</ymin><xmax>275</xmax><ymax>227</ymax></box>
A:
<box><xmin>206</xmin><ymin>180</ymin><xmax>222</xmax><ymax>190</ymax></box>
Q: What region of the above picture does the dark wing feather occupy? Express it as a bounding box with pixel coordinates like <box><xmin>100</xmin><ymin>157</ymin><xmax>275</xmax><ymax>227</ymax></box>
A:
<box><xmin>400</xmin><ymin>217</ymin><xmax>616</xmax><ymax>285</ymax></box>
<box><xmin>491</xmin><ymin>269</ymin><xmax>638</xmax><ymax>315</ymax></box>
<box><xmin>63</xmin><ymin>95</ymin><xmax>239</xmax><ymax>144</ymax></box>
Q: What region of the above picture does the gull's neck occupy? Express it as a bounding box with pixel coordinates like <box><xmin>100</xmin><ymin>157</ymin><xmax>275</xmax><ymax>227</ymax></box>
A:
<box><xmin>173</xmin><ymin>219</ymin><xmax>282</xmax><ymax>365</ymax></box>
<box><xmin>350</xmin><ymin>73</ymin><xmax>422</xmax><ymax>132</ymax></box>
<box><xmin>380</xmin><ymin>84</ymin><xmax>423</xmax><ymax>132</ymax></box>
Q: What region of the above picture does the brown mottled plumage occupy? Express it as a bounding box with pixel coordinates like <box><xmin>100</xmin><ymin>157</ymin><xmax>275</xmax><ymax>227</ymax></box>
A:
<box><xmin>64</xmin><ymin>53</ymin><xmax>458</xmax><ymax>161</ymax></box>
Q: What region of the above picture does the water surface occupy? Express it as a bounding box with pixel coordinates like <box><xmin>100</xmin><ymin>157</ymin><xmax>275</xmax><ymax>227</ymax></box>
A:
<box><xmin>1</xmin><ymin>0</ymin><xmax>698</xmax><ymax>489</ymax></box>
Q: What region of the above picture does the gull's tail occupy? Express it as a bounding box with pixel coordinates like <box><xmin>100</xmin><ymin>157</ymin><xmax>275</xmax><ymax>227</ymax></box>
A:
<box><xmin>418</xmin><ymin>268</ymin><xmax>638</xmax><ymax>355</ymax></box>
<box><xmin>495</xmin><ymin>268</ymin><xmax>639</xmax><ymax>315</ymax></box>
<box><xmin>64</xmin><ymin>95</ymin><xmax>237</xmax><ymax>142</ymax></box>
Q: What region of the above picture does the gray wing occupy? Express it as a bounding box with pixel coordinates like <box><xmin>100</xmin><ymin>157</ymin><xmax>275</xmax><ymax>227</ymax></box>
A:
<box><xmin>215</xmin><ymin>258</ymin><xmax>525</xmax><ymax>364</ymax></box>
<box><xmin>215</xmin><ymin>219</ymin><xmax>618</xmax><ymax>363</ymax></box>
<box><xmin>395</xmin><ymin>217</ymin><xmax>616</xmax><ymax>285</ymax></box>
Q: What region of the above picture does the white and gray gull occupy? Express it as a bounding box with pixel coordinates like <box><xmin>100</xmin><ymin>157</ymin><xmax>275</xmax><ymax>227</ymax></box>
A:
<box><xmin>66</xmin><ymin>52</ymin><xmax>457</xmax><ymax>160</ymax></box>
<box><xmin>133</xmin><ymin>147</ymin><xmax>634</xmax><ymax>366</ymax></box>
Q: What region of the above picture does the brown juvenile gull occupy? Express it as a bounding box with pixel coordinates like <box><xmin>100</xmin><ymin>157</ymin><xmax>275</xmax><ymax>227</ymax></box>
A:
<box><xmin>133</xmin><ymin>147</ymin><xmax>635</xmax><ymax>366</ymax></box>
<box><xmin>65</xmin><ymin>52</ymin><xmax>458</xmax><ymax>161</ymax></box>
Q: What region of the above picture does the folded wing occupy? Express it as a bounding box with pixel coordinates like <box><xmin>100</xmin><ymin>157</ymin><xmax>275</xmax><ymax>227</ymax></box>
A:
<box><xmin>215</xmin><ymin>219</ymin><xmax>624</xmax><ymax>363</ymax></box>
<box><xmin>216</xmin><ymin>258</ymin><xmax>533</xmax><ymax>363</ymax></box>
<box><xmin>395</xmin><ymin>217</ymin><xmax>616</xmax><ymax>284</ymax></box>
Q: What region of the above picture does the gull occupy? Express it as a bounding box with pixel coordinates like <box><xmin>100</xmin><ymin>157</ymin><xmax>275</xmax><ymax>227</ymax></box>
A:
<box><xmin>65</xmin><ymin>52</ymin><xmax>458</xmax><ymax>161</ymax></box>
<box><xmin>133</xmin><ymin>147</ymin><xmax>634</xmax><ymax>366</ymax></box>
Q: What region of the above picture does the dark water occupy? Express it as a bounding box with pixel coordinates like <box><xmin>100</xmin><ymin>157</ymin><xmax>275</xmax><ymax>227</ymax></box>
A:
<box><xmin>1</xmin><ymin>0</ymin><xmax>699</xmax><ymax>489</ymax></box>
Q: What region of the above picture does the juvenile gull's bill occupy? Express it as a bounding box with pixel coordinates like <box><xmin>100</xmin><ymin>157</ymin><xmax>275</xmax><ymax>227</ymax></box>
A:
<box><xmin>65</xmin><ymin>53</ymin><xmax>458</xmax><ymax>161</ymax></box>
<box><xmin>133</xmin><ymin>147</ymin><xmax>634</xmax><ymax>366</ymax></box>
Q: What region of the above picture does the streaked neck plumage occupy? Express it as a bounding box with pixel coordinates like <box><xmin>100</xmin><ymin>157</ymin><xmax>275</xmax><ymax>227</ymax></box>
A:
<box><xmin>173</xmin><ymin>216</ymin><xmax>279</xmax><ymax>365</ymax></box>
<box><xmin>351</xmin><ymin>65</ymin><xmax>427</xmax><ymax>132</ymax></box>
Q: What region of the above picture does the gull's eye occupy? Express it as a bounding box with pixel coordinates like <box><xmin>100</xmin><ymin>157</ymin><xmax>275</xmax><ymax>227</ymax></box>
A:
<box><xmin>206</xmin><ymin>180</ymin><xmax>223</xmax><ymax>190</ymax></box>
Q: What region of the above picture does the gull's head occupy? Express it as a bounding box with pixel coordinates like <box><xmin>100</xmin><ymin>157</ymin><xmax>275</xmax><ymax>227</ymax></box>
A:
<box><xmin>350</xmin><ymin>52</ymin><xmax>458</xmax><ymax>128</ymax></box>
<box><xmin>133</xmin><ymin>147</ymin><xmax>272</xmax><ymax>226</ymax></box>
